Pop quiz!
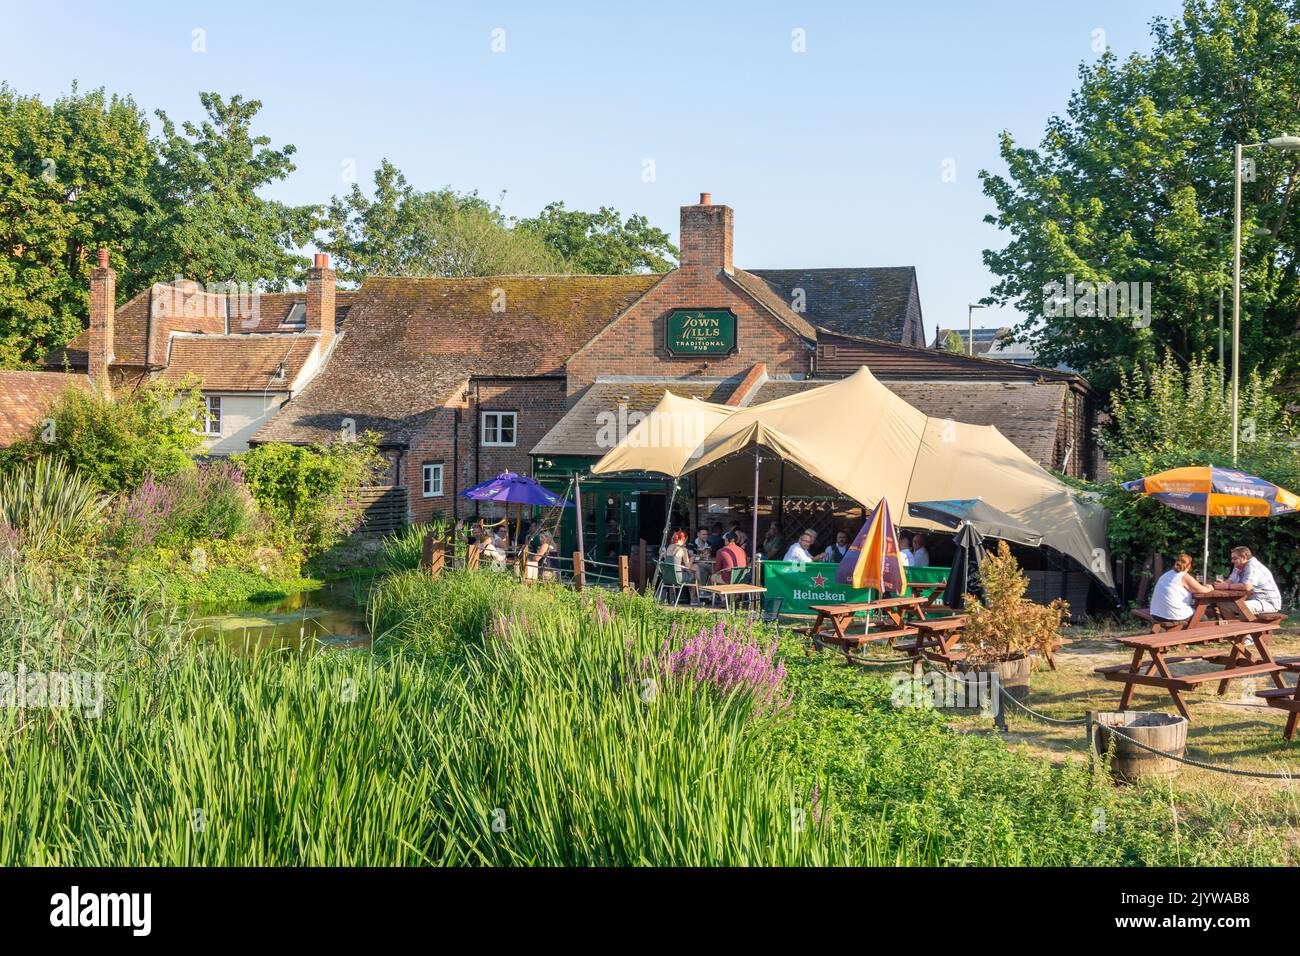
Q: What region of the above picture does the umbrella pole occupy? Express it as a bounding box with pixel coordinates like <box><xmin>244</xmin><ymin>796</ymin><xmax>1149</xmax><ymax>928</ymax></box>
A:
<box><xmin>752</xmin><ymin>448</ymin><xmax>762</xmax><ymax>586</ymax></box>
<box><xmin>1203</xmin><ymin>510</ymin><xmax>1211</xmax><ymax>583</ymax></box>
<box><xmin>574</xmin><ymin>474</ymin><xmax>586</xmax><ymax>565</ymax></box>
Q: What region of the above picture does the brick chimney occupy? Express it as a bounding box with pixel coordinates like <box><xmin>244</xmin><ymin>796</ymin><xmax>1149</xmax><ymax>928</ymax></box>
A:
<box><xmin>88</xmin><ymin>248</ymin><xmax>116</xmax><ymax>392</ymax></box>
<box><xmin>306</xmin><ymin>252</ymin><xmax>336</xmax><ymax>347</ymax></box>
<box><xmin>679</xmin><ymin>192</ymin><xmax>733</xmax><ymax>275</ymax></box>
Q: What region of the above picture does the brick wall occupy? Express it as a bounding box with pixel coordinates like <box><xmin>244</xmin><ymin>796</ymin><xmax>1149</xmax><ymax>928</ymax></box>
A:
<box><xmin>403</xmin><ymin>377</ymin><xmax>569</xmax><ymax>523</ymax></box>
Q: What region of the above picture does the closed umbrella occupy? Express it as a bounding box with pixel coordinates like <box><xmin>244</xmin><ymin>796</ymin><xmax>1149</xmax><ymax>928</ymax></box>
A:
<box><xmin>907</xmin><ymin>498</ymin><xmax>1042</xmax><ymax>547</ymax></box>
<box><xmin>837</xmin><ymin>499</ymin><xmax>908</xmax><ymax>596</ymax></box>
<box><xmin>943</xmin><ymin>522</ymin><xmax>987</xmax><ymax>611</ymax></box>
<box><xmin>1121</xmin><ymin>466</ymin><xmax>1299</xmax><ymax>581</ymax></box>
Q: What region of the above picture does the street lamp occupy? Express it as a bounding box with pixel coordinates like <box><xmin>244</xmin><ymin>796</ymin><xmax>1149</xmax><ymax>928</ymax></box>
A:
<box><xmin>966</xmin><ymin>303</ymin><xmax>986</xmax><ymax>357</ymax></box>
<box><xmin>1232</xmin><ymin>135</ymin><xmax>1300</xmax><ymax>464</ymax></box>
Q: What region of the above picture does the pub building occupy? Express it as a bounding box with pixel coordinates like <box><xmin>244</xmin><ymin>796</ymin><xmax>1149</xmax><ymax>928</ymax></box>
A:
<box><xmin>255</xmin><ymin>193</ymin><xmax>1099</xmax><ymax>603</ymax></box>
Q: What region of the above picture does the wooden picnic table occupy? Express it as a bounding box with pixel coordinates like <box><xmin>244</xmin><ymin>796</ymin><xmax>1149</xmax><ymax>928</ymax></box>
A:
<box><xmin>806</xmin><ymin>595</ymin><xmax>929</xmax><ymax>661</ymax></box>
<box><xmin>1095</xmin><ymin>618</ymin><xmax>1285</xmax><ymax>721</ymax></box>
<box><xmin>904</xmin><ymin>579</ymin><xmax>952</xmax><ymax>618</ymax></box>
<box><xmin>697</xmin><ymin>582</ymin><xmax>765</xmax><ymax>613</ymax></box>
<box><xmin>895</xmin><ymin>614</ymin><xmax>969</xmax><ymax>668</ymax></box>
<box><xmin>1258</xmin><ymin>657</ymin><xmax>1300</xmax><ymax>740</ymax></box>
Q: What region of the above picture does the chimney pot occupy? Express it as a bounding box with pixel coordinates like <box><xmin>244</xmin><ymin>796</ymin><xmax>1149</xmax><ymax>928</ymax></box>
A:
<box><xmin>97</xmin><ymin>248</ymin><xmax>109</xmax><ymax>269</ymax></box>
<box><xmin>699</xmin><ymin>192</ymin><xmax>711</xmax><ymax>205</ymax></box>
<box><xmin>313</xmin><ymin>252</ymin><xmax>330</xmax><ymax>270</ymax></box>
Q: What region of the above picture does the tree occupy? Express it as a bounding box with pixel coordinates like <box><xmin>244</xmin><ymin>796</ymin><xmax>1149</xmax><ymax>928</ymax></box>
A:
<box><xmin>1098</xmin><ymin>352</ymin><xmax>1300</xmax><ymax>588</ymax></box>
<box><xmin>516</xmin><ymin>201</ymin><xmax>677</xmax><ymax>273</ymax></box>
<box><xmin>321</xmin><ymin>160</ymin><xmax>564</xmax><ymax>281</ymax></box>
<box><xmin>980</xmin><ymin>0</ymin><xmax>1300</xmax><ymax>394</ymax></box>
<box><xmin>939</xmin><ymin>329</ymin><xmax>966</xmax><ymax>354</ymax></box>
<box><xmin>0</xmin><ymin>84</ymin><xmax>161</xmax><ymax>367</ymax></box>
<box><xmin>143</xmin><ymin>92</ymin><xmax>319</xmax><ymax>288</ymax></box>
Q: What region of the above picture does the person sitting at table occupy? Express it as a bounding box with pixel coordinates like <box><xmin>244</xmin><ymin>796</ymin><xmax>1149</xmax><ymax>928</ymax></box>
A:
<box><xmin>478</xmin><ymin>530</ymin><xmax>507</xmax><ymax>568</ymax></box>
<box><xmin>819</xmin><ymin>529</ymin><xmax>850</xmax><ymax>563</ymax></box>
<box><xmin>762</xmin><ymin>523</ymin><xmax>785</xmax><ymax>561</ymax></box>
<box><xmin>783</xmin><ymin>531</ymin><xmax>816</xmax><ymax>564</ymax></box>
<box><xmin>707</xmin><ymin>522</ymin><xmax>726</xmax><ymax>555</ymax></box>
<box><xmin>692</xmin><ymin>527</ymin><xmax>712</xmax><ymax>555</ymax></box>
<box><xmin>902</xmin><ymin>533</ymin><xmax>930</xmax><ymax>567</ymax></box>
<box><xmin>711</xmin><ymin>531</ymin><xmax>749</xmax><ymax>584</ymax></box>
<box><xmin>492</xmin><ymin>524</ymin><xmax>510</xmax><ymax>555</ymax></box>
<box><xmin>734</xmin><ymin>529</ymin><xmax>752</xmax><ymax>563</ymax></box>
<box><xmin>1216</xmin><ymin>546</ymin><xmax>1283</xmax><ymax>615</ymax></box>
<box><xmin>662</xmin><ymin>530</ymin><xmax>698</xmax><ymax>603</ymax></box>
<box><xmin>1151</xmin><ymin>552</ymin><xmax>1213</xmax><ymax>622</ymax></box>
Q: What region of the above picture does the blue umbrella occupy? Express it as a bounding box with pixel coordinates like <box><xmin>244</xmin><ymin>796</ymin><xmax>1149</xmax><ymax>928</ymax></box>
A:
<box><xmin>461</xmin><ymin>471</ymin><xmax>572</xmax><ymax>507</ymax></box>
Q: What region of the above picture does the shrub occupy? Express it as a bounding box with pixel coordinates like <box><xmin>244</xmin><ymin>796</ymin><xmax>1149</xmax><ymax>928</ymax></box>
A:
<box><xmin>109</xmin><ymin>460</ymin><xmax>258</xmax><ymax>554</ymax></box>
<box><xmin>234</xmin><ymin>438</ymin><xmax>384</xmax><ymax>558</ymax></box>
<box><xmin>0</xmin><ymin>456</ymin><xmax>107</xmax><ymax>558</ymax></box>
<box><xmin>2</xmin><ymin>380</ymin><xmax>205</xmax><ymax>493</ymax></box>
<box><xmin>961</xmin><ymin>542</ymin><xmax>1068</xmax><ymax>664</ymax></box>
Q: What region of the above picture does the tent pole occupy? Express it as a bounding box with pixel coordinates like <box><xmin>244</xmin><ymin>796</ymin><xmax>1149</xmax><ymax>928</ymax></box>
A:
<box><xmin>1203</xmin><ymin>510</ymin><xmax>1211</xmax><ymax>582</ymax></box>
<box><xmin>752</xmin><ymin>448</ymin><xmax>762</xmax><ymax>585</ymax></box>
<box><xmin>651</xmin><ymin>479</ymin><xmax>678</xmax><ymax>591</ymax></box>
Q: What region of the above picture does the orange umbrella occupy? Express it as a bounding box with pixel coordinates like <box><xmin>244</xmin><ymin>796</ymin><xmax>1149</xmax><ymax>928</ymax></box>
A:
<box><xmin>836</xmin><ymin>499</ymin><xmax>908</xmax><ymax>595</ymax></box>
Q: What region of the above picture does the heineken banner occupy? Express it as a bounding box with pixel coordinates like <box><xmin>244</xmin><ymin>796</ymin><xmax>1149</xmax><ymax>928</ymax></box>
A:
<box><xmin>762</xmin><ymin>561</ymin><xmax>949</xmax><ymax>616</ymax></box>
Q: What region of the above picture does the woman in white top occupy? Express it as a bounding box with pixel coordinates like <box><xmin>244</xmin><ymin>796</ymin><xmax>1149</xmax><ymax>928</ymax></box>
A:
<box><xmin>1150</xmin><ymin>552</ymin><xmax>1213</xmax><ymax>621</ymax></box>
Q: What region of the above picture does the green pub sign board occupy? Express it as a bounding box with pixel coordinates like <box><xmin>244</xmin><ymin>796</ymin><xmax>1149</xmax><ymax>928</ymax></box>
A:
<box><xmin>664</xmin><ymin>309</ymin><xmax>737</xmax><ymax>356</ymax></box>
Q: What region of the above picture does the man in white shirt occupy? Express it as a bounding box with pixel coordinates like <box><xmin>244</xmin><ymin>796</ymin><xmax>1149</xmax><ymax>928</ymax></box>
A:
<box><xmin>783</xmin><ymin>531</ymin><xmax>816</xmax><ymax>564</ymax></box>
<box><xmin>909</xmin><ymin>530</ymin><xmax>930</xmax><ymax>567</ymax></box>
<box><xmin>1217</xmin><ymin>546</ymin><xmax>1282</xmax><ymax>614</ymax></box>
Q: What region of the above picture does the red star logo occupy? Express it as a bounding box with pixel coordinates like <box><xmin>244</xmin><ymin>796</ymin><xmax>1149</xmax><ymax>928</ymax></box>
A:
<box><xmin>811</xmin><ymin>574</ymin><xmax>827</xmax><ymax>587</ymax></box>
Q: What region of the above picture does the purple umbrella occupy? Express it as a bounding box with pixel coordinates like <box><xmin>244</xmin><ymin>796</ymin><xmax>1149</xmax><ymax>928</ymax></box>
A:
<box><xmin>461</xmin><ymin>472</ymin><xmax>572</xmax><ymax>555</ymax></box>
<box><xmin>461</xmin><ymin>471</ymin><xmax>572</xmax><ymax>507</ymax></box>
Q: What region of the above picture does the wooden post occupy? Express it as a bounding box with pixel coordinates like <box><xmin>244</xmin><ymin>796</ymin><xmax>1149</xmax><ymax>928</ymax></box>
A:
<box><xmin>467</xmin><ymin>543</ymin><xmax>481</xmax><ymax>571</ymax></box>
<box><xmin>619</xmin><ymin>555</ymin><xmax>631</xmax><ymax>593</ymax></box>
<box><xmin>637</xmin><ymin>539</ymin><xmax>648</xmax><ymax>593</ymax></box>
<box><xmin>573</xmin><ymin>551</ymin><xmax>585</xmax><ymax>590</ymax></box>
<box><xmin>421</xmin><ymin>534</ymin><xmax>445</xmax><ymax>581</ymax></box>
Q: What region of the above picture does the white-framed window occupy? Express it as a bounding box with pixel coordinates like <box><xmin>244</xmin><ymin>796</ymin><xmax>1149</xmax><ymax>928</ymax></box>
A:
<box><xmin>422</xmin><ymin>462</ymin><xmax>444</xmax><ymax>498</ymax></box>
<box><xmin>481</xmin><ymin>411</ymin><xmax>517</xmax><ymax>447</ymax></box>
<box><xmin>201</xmin><ymin>396</ymin><xmax>222</xmax><ymax>436</ymax></box>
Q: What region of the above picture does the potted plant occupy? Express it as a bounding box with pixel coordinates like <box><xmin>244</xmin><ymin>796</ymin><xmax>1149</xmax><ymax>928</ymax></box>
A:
<box><xmin>958</xmin><ymin>541</ymin><xmax>1069</xmax><ymax>702</ymax></box>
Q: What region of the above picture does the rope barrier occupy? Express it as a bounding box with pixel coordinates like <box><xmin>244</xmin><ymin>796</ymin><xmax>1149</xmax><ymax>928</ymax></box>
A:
<box><xmin>915</xmin><ymin>663</ymin><xmax>1297</xmax><ymax>780</ymax></box>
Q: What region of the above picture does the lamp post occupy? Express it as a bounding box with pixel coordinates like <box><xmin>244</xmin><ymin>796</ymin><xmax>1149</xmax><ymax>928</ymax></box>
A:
<box><xmin>1231</xmin><ymin>135</ymin><xmax>1300</xmax><ymax>464</ymax></box>
<box><xmin>966</xmin><ymin>303</ymin><xmax>986</xmax><ymax>356</ymax></box>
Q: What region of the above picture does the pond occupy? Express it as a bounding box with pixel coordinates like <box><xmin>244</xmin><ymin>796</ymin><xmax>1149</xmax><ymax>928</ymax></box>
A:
<box><xmin>187</xmin><ymin>578</ymin><xmax>371</xmax><ymax>653</ymax></box>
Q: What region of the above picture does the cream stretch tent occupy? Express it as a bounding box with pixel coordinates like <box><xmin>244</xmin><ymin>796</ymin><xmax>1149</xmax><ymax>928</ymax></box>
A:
<box><xmin>590</xmin><ymin>366</ymin><xmax>1113</xmax><ymax>590</ymax></box>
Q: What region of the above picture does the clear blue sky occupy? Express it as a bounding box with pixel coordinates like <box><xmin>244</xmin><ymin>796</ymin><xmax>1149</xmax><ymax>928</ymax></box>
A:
<box><xmin>3</xmin><ymin>0</ymin><xmax>1183</xmax><ymax>341</ymax></box>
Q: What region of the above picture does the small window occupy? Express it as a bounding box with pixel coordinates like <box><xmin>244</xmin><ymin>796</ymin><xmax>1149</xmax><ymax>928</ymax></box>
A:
<box><xmin>282</xmin><ymin>303</ymin><xmax>307</xmax><ymax>328</ymax></box>
<box><xmin>422</xmin><ymin>462</ymin><xmax>444</xmax><ymax>498</ymax></box>
<box><xmin>201</xmin><ymin>396</ymin><xmax>222</xmax><ymax>436</ymax></box>
<box><xmin>481</xmin><ymin>411</ymin><xmax>517</xmax><ymax>447</ymax></box>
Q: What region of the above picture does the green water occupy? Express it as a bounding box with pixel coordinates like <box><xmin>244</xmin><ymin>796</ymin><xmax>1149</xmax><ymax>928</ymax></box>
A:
<box><xmin>188</xmin><ymin>579</ymin><xmax>370</xmax><ymax>653</ymax></box>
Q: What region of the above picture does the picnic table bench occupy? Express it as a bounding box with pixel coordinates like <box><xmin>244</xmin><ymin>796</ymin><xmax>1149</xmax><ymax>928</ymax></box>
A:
<box><xmin>807</xmin><ymin>596</ymin><xmax>929</xmax><ymax>661</ymax></box>
<box><xmin>1096</xmin><ymin>618</ymin><xmax>1285</xmax><ymax>721</ymax></box>
<box><xmin>895</xmin><ymin>615</ymin><xmax>969</xmax><ymax>667</ymax></box>
<box><xmin>1133</xmin><ymin>590</ymin><xmax>1288</xmax><ymax>631</ymax></box>
<box><xmin>1255</xmin><ymin>658</ymin><xmax>1300</xmax><ymax>741</ymax></box>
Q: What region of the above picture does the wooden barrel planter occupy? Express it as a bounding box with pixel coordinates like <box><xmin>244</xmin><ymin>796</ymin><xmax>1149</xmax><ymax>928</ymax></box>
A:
<box><xmin>1093</xmin><ymin>711</ymin><xmax>1187</xmax><ymax>784</ymax></box>
<box><xmin>958</xmin><ymin>653</ymin><xmax>1031</xmax><ymax>705</ymax></box>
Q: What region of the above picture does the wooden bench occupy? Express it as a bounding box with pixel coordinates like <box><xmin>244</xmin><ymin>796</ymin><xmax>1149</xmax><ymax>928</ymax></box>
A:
<box><xmin>1256</xmin><ymin>657</ymin><xmax>1300</xmax><ymax>740</ymax></box>
<box><xmin>814</xmin><ymin>624</ymin><xmax>919</xmax><ymax>662</ymax></box>
<box><xmin>1096</xmin><ymin>619</ymin><xmax>1284</xmax><ymax>720</ymax></box>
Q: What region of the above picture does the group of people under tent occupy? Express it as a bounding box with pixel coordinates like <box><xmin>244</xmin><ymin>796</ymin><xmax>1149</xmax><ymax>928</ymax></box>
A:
<box><xmin>1149</xmin><ymin>545</ymin><xmax>1283</xmax><ymax>623</ymax></box>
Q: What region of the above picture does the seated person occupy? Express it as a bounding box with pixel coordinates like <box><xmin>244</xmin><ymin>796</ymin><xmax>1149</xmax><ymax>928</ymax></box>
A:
<box><xmin>707</xmin><ymin>522</ymin><xmax>726</xmax><ymax>555</ymax></box>
<box><xmin>710</xmin><ymin>532</ymin><xmax>749</xmax><ymax>584</ymax></box>
<box><xmin>692</xmin><ymin>527</ymin><xmax>712</xmax><ymax>555</ymax></box>
<box><xmin>762</xmin><ymin>523</ymin><xmax>785</xmax><ymax>561</ymax></box>
<box><xmin>478</xmin><ymin>530</ymin><xmax>507</xmax><ymax>568</ymax></box>
<box><xmin>783</xmin><ymin>531</ymin><xmax>816</xmax><ymax>564</ymax></box>
<box><xmin>1151</xmin><ymin>552</ymin><xmax>1213</xmax><ymax>621</ymax></box>
<box><xmin>819</xmin><ymin>529</ymin><xmax>850</xmax><ymax>563</ymax></box>
<box><xmin>1216</xmin><ymin>546</ymin><xmax>1282</xmax><ymax>614</ymax></box>
<box><xmin>909</xmin><ymin>530</ymin><xmax>930</xmax><ymax>567</ymax></box>
<box><xmin>525</xmin><ymin>530</ymin><xmax>555</xmax><ymax>581</ymax></box>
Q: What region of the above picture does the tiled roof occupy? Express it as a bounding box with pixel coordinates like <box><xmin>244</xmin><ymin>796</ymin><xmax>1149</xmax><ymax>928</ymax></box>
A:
<box><xmin>158</xmin><ymin>335</ymin><xmax>320</xmax><ymax>392</ymax></box>
<box><xmin>255</xmin><ymin>274</ymin><xmax>659</xmax><ymax>446</ymax></box>
<box><xmin>0</xmin><ymin>371</ymin><xmax>91</xmax><ymax>447</ymax></box>
<box><xmin>45</xmin><ymin>285</ymin><xmax>356</xmax><ymax>369</ymax></box>
<box><xmin>727</xmin><ymin>270</ymin><xmax>818</xmax><ymax>340</ymax></box>
<box><xmin>750</xmin><ymin>378</ymin><xmax>1068</xmax><ymax>467</ymax></box>
<box><xmin>750</xmin><ymin>267</ymin><xmax>919</xmax><ymax>341</ymax></box>
<box><xmin>532</xmin><ymin>378</ymin><xmax>738</xmax><ymax>457</ymax></box>
<box><xmin>817</xmin><ymin>329</ymin><xmax>1088</xmax><ymax>387</ymax></box>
